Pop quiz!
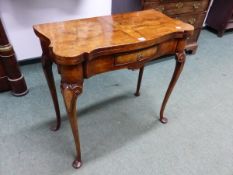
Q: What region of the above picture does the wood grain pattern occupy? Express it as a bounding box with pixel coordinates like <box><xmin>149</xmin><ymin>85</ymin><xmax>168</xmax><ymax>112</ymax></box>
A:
<box><xmin>34</xmin><ymin>10</ymin><xmax>193</xmax><ymax>65</ymax></box>
<box><xmin>33</xmin><ymin>9</ymin><xmax>193</xmax><ymax>169</ymax></box>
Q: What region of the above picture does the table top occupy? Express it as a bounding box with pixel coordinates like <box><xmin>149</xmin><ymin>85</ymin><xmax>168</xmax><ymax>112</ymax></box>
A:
<box><xmin>33</xmin><ymin>10</ymin><xmax>193</xmax><ymax>65</ymax></box>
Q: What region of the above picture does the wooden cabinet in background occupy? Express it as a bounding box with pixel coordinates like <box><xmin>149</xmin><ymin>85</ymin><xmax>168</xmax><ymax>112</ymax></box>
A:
<box><xmin>206</xmin><ymin>0</ymin><xmax>233</xmax><ymax>37</ymax></box>
<box><xmin>141</xmin><ymin>0</ymin><xmax>211</xmax><ymax>54</ymax></box>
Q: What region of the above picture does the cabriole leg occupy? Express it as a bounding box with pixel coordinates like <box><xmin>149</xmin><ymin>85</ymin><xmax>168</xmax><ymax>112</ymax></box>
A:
<box><xmin>61</xmin><ymin>82</ymin><xmax>83</xmax><ymax>169</ymax></box>
<box><xmin>160</xmin><ymin>52</ymin><xmax>186</xmax><ymax>124</ymax></box>
<box><xmin>42</xmin><ymin>55</ymin><xmax>61</xmax><ymax>131</ymax></box>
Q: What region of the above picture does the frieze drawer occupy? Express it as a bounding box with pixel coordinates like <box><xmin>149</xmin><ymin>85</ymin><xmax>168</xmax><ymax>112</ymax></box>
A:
<box><xmin>114</xmin><ymin>46</ymin><xmax>158</xmax><ymax>66</ymax></box>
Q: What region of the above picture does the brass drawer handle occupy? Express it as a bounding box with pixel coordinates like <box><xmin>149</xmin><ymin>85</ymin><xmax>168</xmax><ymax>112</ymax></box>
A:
<box><xmin>176</xmin><ymin>2</ymin><xmax>184</xmax><ymax>9</ymax></box>
<box><xmin>137</xmin><ymin>53</ymin><xmax>144</xmax><ymax>60</ymax></box>
<box><xmin>156</xmin><ymin>6</ymin><xmax>165</xmax><ymax>12</ymax></box>
<box><xmin>188</xmin><ymin>18</ymin><xmax>196</xmax><ymax>25</ymax></box>
<box><xmin>193</xmin><ymin>2</ymin><xmax>201</xmax><ymax>9</ymax></box>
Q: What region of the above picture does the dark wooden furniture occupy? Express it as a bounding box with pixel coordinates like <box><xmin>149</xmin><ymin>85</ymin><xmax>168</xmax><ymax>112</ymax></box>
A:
<box><xmin>206</xmin><ymin>0</ymin><xmax>233</xmax><ymax>37</ymax></box>
<box><xmin>141</xmin><ymin>0</ymin><xmax>210</xmax><ymax>54</ymax></box>
<box><xmin>33</xmin><ymin>10</ymin><xmax>193</xmax><ymax>169</ymax></box>
<box><xmin>0</xmin><ymin>18</ymin><xmax>28</xmax><ymax>96</ymax></box>
<box><xmin>112</xmin><ymin>0</ymin><xmax>141</xmax><ymax>14</ymax></box>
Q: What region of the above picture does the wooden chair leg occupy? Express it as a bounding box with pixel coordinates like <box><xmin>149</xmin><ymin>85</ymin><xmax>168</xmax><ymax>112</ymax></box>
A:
<box><xmin>42</xmin><ymin>55</ymin><xmax>61</xmax><ymax>131</ymax></box>
<box><xmin>160</xmin><ymin>52</ymin><xmax>186</xmax><ymax>124</ymax></box>
<box><xmin>61</xmin><ymin>82</ymin><xmax>83</xmax><ymax>169</ymax></box>
<box><xmin>135</xmin><ymin>66</ymin><xmax>144</xmax><ymax>97</ymax></box>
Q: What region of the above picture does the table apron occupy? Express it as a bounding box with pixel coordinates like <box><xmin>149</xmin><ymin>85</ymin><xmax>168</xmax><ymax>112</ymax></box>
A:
<box><xmin>85</xmin><ymin>39</ymin><xmax>178</xmax><ymax>78</ymax></box>
<box><xmin>57</xmin><ymin>38</ymin><xmax>186</xmax><ymax>85</ymax></box>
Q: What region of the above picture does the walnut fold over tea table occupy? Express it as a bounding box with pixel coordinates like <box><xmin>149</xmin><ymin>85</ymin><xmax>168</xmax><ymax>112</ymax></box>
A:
<box><xmin>33</xmin><ymin>9</ymin><xmax>193</xmax><ymax>169</ymax></box>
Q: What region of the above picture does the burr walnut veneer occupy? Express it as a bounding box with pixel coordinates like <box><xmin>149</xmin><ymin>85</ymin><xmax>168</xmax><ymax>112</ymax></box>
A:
<box><xmin>33</xmin><ymin>10</ymin><xmax>193</xmax><ymax>169</ymax></box>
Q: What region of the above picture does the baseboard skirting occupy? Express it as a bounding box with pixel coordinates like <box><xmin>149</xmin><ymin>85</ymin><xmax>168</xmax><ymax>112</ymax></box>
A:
<box><xmin>18</xmin><ymin>57</ymin><xmax>41</xmax><ymax>66</ymax></box>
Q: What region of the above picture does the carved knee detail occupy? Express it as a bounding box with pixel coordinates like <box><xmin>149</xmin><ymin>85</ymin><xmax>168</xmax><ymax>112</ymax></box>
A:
<box><xmin>61</xmin><ymin>83</ymin><xmax>83</xmax><ymax>95</ymax></box>
<box><xmin>175</xmin><ymin>52</ymin><xmax>186</xmax><ymax>63</ymax></box>
<box><xmin>61</xmin><ymin>82</ymin><xmax>83</xmax><ymax>112</ymax></box>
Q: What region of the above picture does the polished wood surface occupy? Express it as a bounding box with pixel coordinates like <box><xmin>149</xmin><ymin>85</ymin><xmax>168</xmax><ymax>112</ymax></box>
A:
<box><xmin>33</xmin><ymin>9</ymin><xmax>193</xmax><ymax>169</ymax></box>
<box><xmin>0</xmin><ymin>18</ymin><xmax>28</xmax><ymax>96</ymax></box>
<box><xmin>34</xmin><ymin>10</ymin><xmax>192</xmax><ymax>65</ymax></box>
<box><xmin>141</xmin><ymin>0</ymin><xmax>210</xmax><ymax>54</ymax></box>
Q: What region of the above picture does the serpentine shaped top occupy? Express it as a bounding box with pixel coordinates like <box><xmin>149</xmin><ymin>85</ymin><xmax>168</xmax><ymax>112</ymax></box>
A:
<box><xmin>33</xmin><ymin>9</ymin><xmax>193</xmax><ymax>65</ymax></box>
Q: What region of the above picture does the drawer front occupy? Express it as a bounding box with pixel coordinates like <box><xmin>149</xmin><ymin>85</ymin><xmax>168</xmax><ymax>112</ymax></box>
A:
<box><xmin>143</xmin><ymin>0</ymin><xmax>209</xmax><ymax>15</ymax></box>
<box><xmin>86</xmin><ymin>40</ymin><xmax>178</xmax><ymax>77</ymax></box>
<box><xmin>173</xmin><ymin>12</ymin><xmax>206</xmax><ymax>29</ymax></box>
<box><xmin>114</xmin><ymin>46</ymin><xmax>158</xmax><ymax>66</ymax></box>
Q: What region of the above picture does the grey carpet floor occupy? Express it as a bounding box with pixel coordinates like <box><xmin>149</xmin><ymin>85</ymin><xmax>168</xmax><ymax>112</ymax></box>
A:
<box><xmin>0</xmin><ymin>29</ymin><xmax>233</xmax><ymax>175</ymax></box>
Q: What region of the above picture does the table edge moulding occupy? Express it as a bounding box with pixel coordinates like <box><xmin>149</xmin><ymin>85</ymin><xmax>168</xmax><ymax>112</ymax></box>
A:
<box><xmin>33</xmin><ymin>9</ymin><xmax>194</xmax><ymax>169</ymax></box>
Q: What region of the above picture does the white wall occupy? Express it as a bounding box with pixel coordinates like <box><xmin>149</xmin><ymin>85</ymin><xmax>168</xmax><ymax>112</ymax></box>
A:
<box><xmin>0</xmin><ymin>0</ymin><xmax>112</xmax><ymax>61</ymax></box>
